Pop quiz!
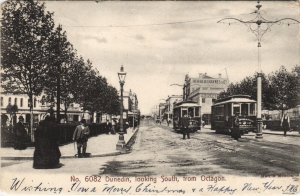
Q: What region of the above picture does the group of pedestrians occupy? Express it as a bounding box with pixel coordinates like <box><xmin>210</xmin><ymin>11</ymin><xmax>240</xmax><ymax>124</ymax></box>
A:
<box><xmin>12</xmin><ymin>114</ymin><xmax>128</xmax><ymax>169</ymax></box>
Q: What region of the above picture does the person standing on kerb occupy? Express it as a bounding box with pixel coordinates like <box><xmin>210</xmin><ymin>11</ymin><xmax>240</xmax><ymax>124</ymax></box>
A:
<box><xmin>13</xmin><ymin>116</ymin><xmax>27</xmax><ymax>150</ymax></box>
<box><xmin>33</xmin><ymin>115</ymin><xmax>61</xmax><ymax>169</ymax></box>
<box><xmin>232</xmin><ymin>112</ymin><xmax>241</xmax><ymax>140</ymax></box>
<box><xmin>281</xmin><ymin>111</ymin><xmax>290</xmax><ymax>137</ymax></box>
<box><xmin>181</xmin><ymin>114</ymin><xmax>190</xmax><ymax>139</ymax></box>
<box><xmin>73</xmin><ymin>119</ymin><xmax>90</xmax><ymax>158</ymax></box>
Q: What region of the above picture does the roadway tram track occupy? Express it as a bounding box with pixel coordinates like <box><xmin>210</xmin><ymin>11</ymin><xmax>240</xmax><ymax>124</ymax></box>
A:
<box><xmin>191</xmin><ymin>132</ymin><xmax>300</xmax><ymax>175</ymax></box>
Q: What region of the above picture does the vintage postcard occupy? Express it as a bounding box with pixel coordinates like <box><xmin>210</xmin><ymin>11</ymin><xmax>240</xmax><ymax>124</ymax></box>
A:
<box><xmin>0</xmin><ymin>0</ymin><xmax>299</xmax><ymax>195</ymax></box>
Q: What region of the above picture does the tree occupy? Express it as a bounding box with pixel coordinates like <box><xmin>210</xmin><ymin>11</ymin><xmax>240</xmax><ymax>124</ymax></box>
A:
<box><xmin>43</xmin><ymin>26</ymin><xmax>77</xmax><ymax>122</ymax></box>
<box><xmin>269</xmin><ymin>66</ymin><xmax>298</xmax><ymax>113</ymax></box>
<box><xmin>1</xmin><ymin>0</ymin><xmax>55</xmax><ymax>133</ymax></box>
<box><xmin>292</xmin><ymin>65</ymin><xmax>300</xmax><ymax>106</ymax></box>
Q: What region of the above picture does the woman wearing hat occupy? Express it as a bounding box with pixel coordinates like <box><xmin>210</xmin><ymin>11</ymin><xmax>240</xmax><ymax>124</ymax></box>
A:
<box><xmin>13</xmin><ymin>116</ymin><xmax>27</xmax><ymax>150</ymax></box>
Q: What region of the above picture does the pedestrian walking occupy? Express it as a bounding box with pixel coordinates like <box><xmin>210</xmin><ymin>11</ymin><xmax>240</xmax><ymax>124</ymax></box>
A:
<box><xmin>33</xmin><ymin>115</ymin><xmax>61</xmax><ymax>169</ymax></box>
<box><xmin>105</xmin><ymin>119</ymin><xmax>112</xmax><ymax>134</ymax></box>
<box><xmin>281</xmin><ymin>111</ymin><xmax>290</xmax><ymax>136</ymax></box>
<box><xmin>111</xmin><ymin>119</ymin><xmax>116</xmax><ymax>134</ymax></box>
<box><xmin>72</xmin><ymin>119</ymin><xmax>90</xmax><ymax>158</ymax></box>
<box><xmin>181</xmin><ymin>114</ymin><xmax>190</xmax><ymax>139</ymax></box>
<box><xmin>232</xmin><ymin>112</ymin><xmax>241</xmax><ymax>140</ymax></box>
<box><xmin>13</xmin><ymin>116</ymin><xmax>27</xmax><ymax>150</ymax></box>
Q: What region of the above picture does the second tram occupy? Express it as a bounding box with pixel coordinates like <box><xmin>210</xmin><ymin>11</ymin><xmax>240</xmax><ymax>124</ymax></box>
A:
<box><xmin>173</xmin><ymin>100</ymin><xmax>201</xmax><ymax>132</ymax></box>
<box><xmin>211</xmin><ymin>95</ymin><xmax>257</xmax><ymax>135</ymax></box>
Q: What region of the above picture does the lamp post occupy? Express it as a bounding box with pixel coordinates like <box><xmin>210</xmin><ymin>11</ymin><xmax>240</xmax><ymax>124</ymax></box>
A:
<box><xmin>218</xmin><ymin>0</ymin><xmax>299</xmax><ymax>139</ymax></box>
<box><xmin>116</xmin><ymin>65</ymin><xmax>127</xmax><ymax>152</ymax></box>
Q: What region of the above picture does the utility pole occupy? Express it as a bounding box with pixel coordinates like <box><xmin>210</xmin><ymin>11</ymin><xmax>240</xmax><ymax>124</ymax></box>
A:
<box><xmin>218</xmin><ymin>0</ymin><xmax>299</xmax><ymax>139</ymax></box>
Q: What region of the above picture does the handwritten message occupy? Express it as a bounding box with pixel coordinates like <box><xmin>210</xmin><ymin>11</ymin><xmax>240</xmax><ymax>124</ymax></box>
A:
<box><xmin>6</xmin><ymin>175</ymin><xmax>299</xmax><ymax>195</ymax></box>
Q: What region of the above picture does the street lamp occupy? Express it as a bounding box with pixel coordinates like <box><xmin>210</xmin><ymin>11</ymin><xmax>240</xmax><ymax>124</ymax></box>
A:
<box><xmin>218</xmin><ymin>0</ymin><xmax>299</xmax><ymax>139</ymax></box>
<box><xmin>116</xmin><ymin>65</ymin><xmax>127</xmax><ymax>152</ymax></box>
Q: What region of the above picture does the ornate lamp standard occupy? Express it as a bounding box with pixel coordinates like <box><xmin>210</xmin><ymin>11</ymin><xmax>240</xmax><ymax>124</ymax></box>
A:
<box><xmin>218</xmin><ymin>0</ymin><xmax>299</xmax><ymax>138</ymax></box>
<box><xmin>116</xmin><ymin>65</ymin><xmax>127</xmax><ymax>152</ymax></box>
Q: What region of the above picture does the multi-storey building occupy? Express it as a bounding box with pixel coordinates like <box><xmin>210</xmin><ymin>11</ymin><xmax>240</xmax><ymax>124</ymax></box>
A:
<box><xmin>165</xmin><ymin>95</ymin><xmax>182</xmax><ymax>121</ymax></box>
<box><xmin>118</xmin><ymin>89</ymin><xmax>139</xmax><ymax>124</ymax></box>
<box><xmin>183</xmin><ymin>73</ymin><xmax>229</xmax><ymax>124</ymax></box>
<box><xmin>0</xmin><ymin>92</ymin><xmax>87</xmax><ymax>126</ymax></box>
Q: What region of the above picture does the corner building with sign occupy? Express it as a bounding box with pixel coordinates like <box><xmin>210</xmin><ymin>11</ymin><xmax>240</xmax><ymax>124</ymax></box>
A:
<box><xmin>183</xmin><ymin>73</ymin><xmax>229</xmax><ymax>124</ymax></box>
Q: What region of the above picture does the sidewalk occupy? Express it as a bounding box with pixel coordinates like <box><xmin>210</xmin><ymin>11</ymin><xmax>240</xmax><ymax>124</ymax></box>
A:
<box><xmin>262</xmin><ymin>129</ymin><xmax>300</xmax><ymax>137</ymax></box>
<box><xmin>0</xmin><ymin>127</ymin><xmax>138</xmax><ymax>160</ymax></box>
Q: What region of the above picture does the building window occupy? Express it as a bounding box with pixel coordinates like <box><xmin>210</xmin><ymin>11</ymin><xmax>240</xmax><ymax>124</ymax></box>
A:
<box><xmin>20</xmin><ymin>98</ymin><xmax>23</xmax><ymax>107</ymax></box>
<box><xmin>14</xmin><ymin>98</ymin><xmax>17</xmax><ymax>105</ymax></box>
<box><xmin>28</xmin><ymin>99</ymin><xmax>30</xmax><ymax>107</ymax></box>
<box><xmin>0</xmin><ymin>97</ymin><xmax>3</xmax><ymax>107</ymax></box>
<box><xmin>8</xmin><ymin>97</ymin><xmax>12</xmax><ymax>105</ymax></box>
<box><xmin>34</xmin><ymin>98</ymin><xmax>37</xmax><ymax>108</ymax></box>
<box><xmin>202</xmin><ymin>98</ymin><xmax>206</xmax><ymax>103</ymax></box>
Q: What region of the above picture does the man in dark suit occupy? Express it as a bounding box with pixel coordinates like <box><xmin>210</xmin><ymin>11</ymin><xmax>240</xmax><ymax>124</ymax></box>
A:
<box><xmin>232</xmin><ymin>112</ymin><xmax>241</xmax><ymax>140</ymax></box>
<box><xmin>13</xmin><ymin>116</ymin><xmax>27</xmax><ymax>150</ymax></box>
<box><xmin>73</xmin><ymin>119</ymin><xmax>90</xmax><ymax>157</ymax></box>
<box><xmin>181</xmin><ymin>115</ymin><xmax>190</xmax><ymax>139</ymax></box>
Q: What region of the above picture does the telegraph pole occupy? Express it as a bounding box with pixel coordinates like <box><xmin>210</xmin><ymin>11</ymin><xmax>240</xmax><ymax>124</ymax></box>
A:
<box><xmin>218</xmin><ymin>0</ymin><xmax>299</xmax><ymax>139</ymax></box>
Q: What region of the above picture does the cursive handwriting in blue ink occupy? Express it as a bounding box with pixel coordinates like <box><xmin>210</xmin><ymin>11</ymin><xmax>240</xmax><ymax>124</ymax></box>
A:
<box><xmin>242</xmin><ymin>183</ymin><xmax>260</xmax><ymax>192</ymax></box>
<box><xmin>10</xmin><ymin>178</ymin><xmax>63</xmax><ymax>194</ymax></box>
<box><xmin>136</xmin><ymin>183</ymin><xmax>185</xmax><ymax>194</ymax></box>
<box><xmin>207</xmin><ymin>184</ymin><xmax>237</xmax><ymax>195</ymax></box>
<box><xmin>102</xmin><ymin>184</ymin><xmax>132</xmax><ymax>194</ymax></box>
<box><xmin>69</xmin><ymin>181</ymin><xmax>97</xmax><ymax>193</ymax></box>
<box><xmin>262</xmin><ymin>180</ymin><xmax>282</xmax><ymax>191</ymax></box>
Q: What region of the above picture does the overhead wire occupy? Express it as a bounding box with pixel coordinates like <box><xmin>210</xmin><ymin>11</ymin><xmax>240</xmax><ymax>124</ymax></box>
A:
<box><xmin>64</xmin><ymin>13</ymin><xmax>253</xmax><ymax>29</ymax></box>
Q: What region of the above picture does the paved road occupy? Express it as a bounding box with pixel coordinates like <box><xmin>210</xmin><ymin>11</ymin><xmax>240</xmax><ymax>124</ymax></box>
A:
<box><xmin>99</xmin><ymin>119</ymin><xmax>300</xmax><ymax>177</ymax></box>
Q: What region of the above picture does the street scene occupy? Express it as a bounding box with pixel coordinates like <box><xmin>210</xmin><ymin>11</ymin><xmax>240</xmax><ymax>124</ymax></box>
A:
<box><xmin>1</xmin><ymin>0</ymin><xmax>300</xmax><ymax>195</ymax></box>
<box><xmin>1</xmin><ymin>119</ymin><xmax>300</xmax><ymax>177</ymax></box>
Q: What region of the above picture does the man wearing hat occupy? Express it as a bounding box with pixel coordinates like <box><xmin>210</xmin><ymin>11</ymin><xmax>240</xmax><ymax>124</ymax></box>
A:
<box><xmin>73</xmin><ymin>119</ymin><xmax>90</xmax><ymax>157</ymax></box>
<box><xmin>13</xmin><ymin>116</ymin><xmax>27</xmax><ymax>150</ymax></box>
<box><xmin>231</xmin><ymin>112</ymin><xmax>241</xmax><ymax>140</ymax></box>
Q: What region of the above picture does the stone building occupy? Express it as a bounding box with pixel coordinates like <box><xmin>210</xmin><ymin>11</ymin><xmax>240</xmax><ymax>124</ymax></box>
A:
<box><xmin>183</xmin><ymin>73</ymin><xmax>229</xmax><ymax>124</ymax></box>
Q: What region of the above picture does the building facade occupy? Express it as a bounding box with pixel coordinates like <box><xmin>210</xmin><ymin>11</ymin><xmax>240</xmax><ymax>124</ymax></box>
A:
<box><xmin>183</xmin><ymin>73</ymin><xmax>229</xmax><ymax>123</ymax></box>
<box><xmin>0</xmin><ymin>92</ymin><xmax>88</xmax><ymax>126</ymax></box>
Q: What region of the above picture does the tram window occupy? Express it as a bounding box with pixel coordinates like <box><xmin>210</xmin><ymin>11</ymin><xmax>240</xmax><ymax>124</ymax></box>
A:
<box><xmin>215</xmin><ymin>106</ymin><xmax>224</xmax><ymax>116</ymax></box>
<box><xmin>195</xmin><ymin>107</ymin><xmax>200</xmax><ymax>117</ymax></box>
<box><xmin>182</xmin><ymin>109</ymin><xmax>188</xmax><ymax>117</ymax></box>
<box><xmin>250</xmin><ymin>103</ymin><xmax>255</xmax><ymax>116</ymax></box>
<box><xmin>188</xmin><ymin>108</ymin><xmax>194</xmax><ymax>117</ymax></box>
<box><xmin>233</xmin><ymin>106</ymin><xmax>240</xmax><ymax>115</ymax></box>
<box><xmin>241</xmin><ymin>104</ymin><xmax>248</xmax><ymax>116</ymax></box>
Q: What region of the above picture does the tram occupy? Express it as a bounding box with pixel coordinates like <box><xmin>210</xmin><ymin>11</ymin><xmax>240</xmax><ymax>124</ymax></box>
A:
<box><xmin>172</xmin><ymin>100</ymin><xmax>201</xmax><ymax>132</ymax></box>
<box><xmin>211</xmin><ymin>95</ymin><xmax>257</xmax><ymax>135</ymax></box>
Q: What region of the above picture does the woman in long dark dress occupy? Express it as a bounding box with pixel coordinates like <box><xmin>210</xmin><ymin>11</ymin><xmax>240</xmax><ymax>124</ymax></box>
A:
<box><xmin>33</xmin><ymin>116</ymin><xmax>61</xmax><ymax>169</ymax></box>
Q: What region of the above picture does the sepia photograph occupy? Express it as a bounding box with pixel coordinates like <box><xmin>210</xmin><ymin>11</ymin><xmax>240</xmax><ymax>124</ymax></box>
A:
<box><xmin>0</xmin><ymin>0</ymin><xmax>299</xmax><ymax>195</ymax></box>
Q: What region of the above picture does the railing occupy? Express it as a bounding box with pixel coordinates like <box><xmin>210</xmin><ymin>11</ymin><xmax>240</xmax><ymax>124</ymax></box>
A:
<box><xmin>1</xmin><ymin>122</ymin><xmax>110</xmax><ymax>148</ymax></box>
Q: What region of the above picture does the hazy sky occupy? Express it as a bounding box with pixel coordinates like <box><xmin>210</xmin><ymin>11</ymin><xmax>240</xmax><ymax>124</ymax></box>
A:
<box><xmin>44</xmin><ymin>1</ymin><xmax>300</xmax><ymax>114</ymax></box>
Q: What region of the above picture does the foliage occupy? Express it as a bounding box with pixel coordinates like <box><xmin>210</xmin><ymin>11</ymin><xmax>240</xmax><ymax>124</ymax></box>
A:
<box><xmin>218</xmin><ymin>66</ymin><xmax>298</xmax><ymax>111</ymax></box>
<box><xmin>1</xmin><ymin>0</ymin><xmax>55</xmax><ymax>102</ymax></box>
<box><xmin>1</xmin><ymin>0</ymin><xmax>126</xmax><ymax>122</ymax></box>
<box><xmin>268</xmin><ymin>66</ymin><xmax>298</xmax><ymax>111</ymax></box>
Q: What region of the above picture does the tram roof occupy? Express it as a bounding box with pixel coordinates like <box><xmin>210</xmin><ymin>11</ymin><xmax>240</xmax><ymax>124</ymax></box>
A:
<box><xmin>174</xmin><ymin>101</ymin><xmax>200</xmax><ymax>108</ymax></box>
<box><xmin>213</xmin><ymin>97</ymin><xmax>256</xmax><ymax>106</ymax></box>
